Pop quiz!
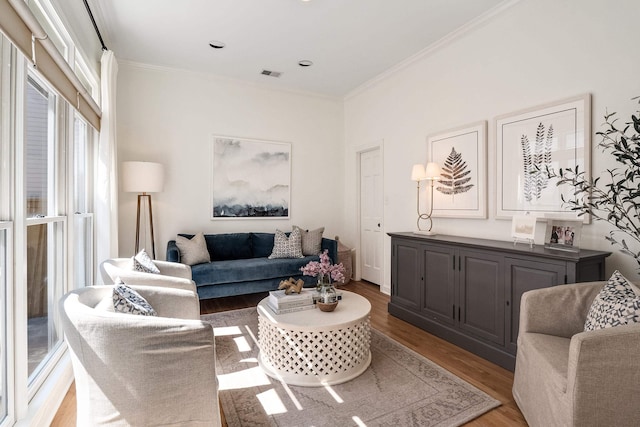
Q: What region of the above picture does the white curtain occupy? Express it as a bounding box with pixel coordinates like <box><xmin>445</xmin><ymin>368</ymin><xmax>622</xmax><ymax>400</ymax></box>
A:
<box><xmin>95</xmin><ymin>50</ymin><xmax>119</xmax><ymax>283</ymax></box>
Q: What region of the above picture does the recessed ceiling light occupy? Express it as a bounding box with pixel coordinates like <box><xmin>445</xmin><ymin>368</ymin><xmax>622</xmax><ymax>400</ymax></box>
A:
<box><xmin>209</xmin><ymin>40</ymin><xmax>226</xmax><ymax>49</ymax></box>
<box><xmin>298</xmin><ymin>60</ymin><xmax>313</xmax><ymax>67</ymax></box>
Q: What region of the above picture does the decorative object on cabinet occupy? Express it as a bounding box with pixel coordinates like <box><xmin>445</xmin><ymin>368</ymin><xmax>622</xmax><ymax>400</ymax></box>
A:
<box><xmin>411</xmin><ymin>162</ymin><xmax>442</xmax><ymax>235</ymax></box>
<box><xmin>388</xmin><ymin>232</ymin><xmax>610</xmax><ymax>370</ymax></box>
<box><xmin>121</xmin><ymin>161</ymin><xmax>164</xmax><ymax>259</ymax></box>
<box><xmin>543</xmin><ymin>218</ymin><xmax>582</xmax><ymax>252</ymax></box>
<box><xmin>211</xmin><ymin>135</ymin><xmax>291</xmax><ymax>219</ymax></box>
<box><xmin>547</xmin><ymin>96</ymin><xmax>640</xmax><ymax>273</ymax></box>
<box><xmin>496</xmin><ymin>94</ymin><xmax>591</xmax><ymax>221</ymax></box>
<box><xmin>511</xmin><ymin>213</ymin><xmax>536</xmax><ymax>248</ymax></box>
<box><xmin>427</xmin><ymin>121</ymin><xmax>487</xmax><ymax>218</ymax></box>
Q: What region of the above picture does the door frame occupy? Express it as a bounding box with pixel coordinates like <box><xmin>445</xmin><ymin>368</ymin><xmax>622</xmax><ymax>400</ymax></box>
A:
<box><xmin>354</xmin><ymin>140</ymin><xmax>387</xmax><ymax>294</ymax></box>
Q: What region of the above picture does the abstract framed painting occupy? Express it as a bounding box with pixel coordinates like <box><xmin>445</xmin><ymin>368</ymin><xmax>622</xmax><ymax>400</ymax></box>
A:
<box><xmin>211</xmin><ymin>135</ymin><xmax>291</xmax><ymax>219</ymax></box>
<box><xmin>427</xmin><ymin>121</ymin><xmax>487</xmax><ymax>218</ymax></box>
<box><xmin>496</xmin><ymin>94</ymin><xmax>591</xmax><ymax>222</ymax></box>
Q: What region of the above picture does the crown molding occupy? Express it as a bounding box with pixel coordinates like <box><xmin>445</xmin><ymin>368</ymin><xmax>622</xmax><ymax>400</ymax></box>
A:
<box><xmin>344</xmin><ymin>0</ymin><xmax>521</xmax><ymax>101</ymax></box>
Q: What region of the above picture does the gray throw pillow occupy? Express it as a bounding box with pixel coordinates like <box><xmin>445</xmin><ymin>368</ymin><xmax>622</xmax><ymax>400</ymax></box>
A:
<box><xmin>132</xmin><ymin>249</ymin><xmax>160</xmax><ymax>274</ymax></box>
<box><xmin>269</xmin><ymin>228</ymin><xmax>304</xmax><ymax>259</ymax></box>
<box><xmin>294</xmin><ymin>225</ymin><xmax>324</xmax><ymax>256</ymax></box>
<box><xmin>584</xmin><ymin>270</ymin><xmax>640</xmax><ymax>331</ymax></box>
<box><xmin>175</xmin><ymin>232</ymin><xmax>211</xmax><ymax>265</ymax></box>
<box><xmin>113</xmin><ymin>284</ymin><xmax>157</xmax><ymax>316</ymax></box>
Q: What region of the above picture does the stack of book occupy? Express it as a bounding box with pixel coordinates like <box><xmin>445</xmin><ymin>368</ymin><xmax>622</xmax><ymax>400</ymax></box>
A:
<box><xmin>267</xmin><ymin>290</ymin><xmax>316</xmax><ymax>314</ymax></box>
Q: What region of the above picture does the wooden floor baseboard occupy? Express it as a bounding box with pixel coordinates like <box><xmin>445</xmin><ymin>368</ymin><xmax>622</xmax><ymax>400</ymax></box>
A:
<box><xmin>51</xmin><ymin>281</ymin><xmax>526</xmax><ymax>426</ymax></box>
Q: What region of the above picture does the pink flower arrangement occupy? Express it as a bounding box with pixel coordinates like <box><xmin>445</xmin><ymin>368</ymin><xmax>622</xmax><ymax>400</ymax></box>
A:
<box><xmin>300</xmin><ymin>249</ymin><xmax>346</xmax><ymax>283</ymax></box>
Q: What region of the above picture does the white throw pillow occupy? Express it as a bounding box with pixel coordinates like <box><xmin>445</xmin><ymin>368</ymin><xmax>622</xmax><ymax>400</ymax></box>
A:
<box><xmin>293</xmin><ymin>225</ymin><xmax>324</xmax><ymax>256</ymax></box>
<box><xmin>584</xmin><ymin>270</ymin><xmax>640</xmax><ymax>331</ymax></box>
<box><xmin>132</xmin><ymin>249</ymin><xmax>160</xmax><ymax>274</ymax></box>
<box><xmin>113</xmin><ymin>284</ymin><xmax>157</xmax><ymax>316</ymax></box>
<box><xmin>268</xmin><ymin>228</ymin><xmax>304</xmax><ymax>259</ymax></box>
<box><xmin>175</xmin><ymin>232</ymin><xmax>211</xmax><ymax>265</ymax></box>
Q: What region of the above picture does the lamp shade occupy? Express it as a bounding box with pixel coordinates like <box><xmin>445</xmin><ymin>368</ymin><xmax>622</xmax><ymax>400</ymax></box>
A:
<box><xmin>424</xmin><ymin>162</ymin><xmax>442</xmax><ymax>180</ymax></box>
<box><xmin>411</xmin><ymin>164</ymin><xmax>426</xmax><ymax>181</ymax></box>
<box><xmin>121</xmin><ymin>161</ymin><xmax>164</xmax><ymax>193</ymax></box>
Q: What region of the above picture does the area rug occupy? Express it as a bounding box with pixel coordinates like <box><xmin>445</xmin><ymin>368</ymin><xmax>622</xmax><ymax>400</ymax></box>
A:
<box><xmin>202</xmin><ymin>308</ymin><xmax>500</xmax><ymax>427</ymax></box>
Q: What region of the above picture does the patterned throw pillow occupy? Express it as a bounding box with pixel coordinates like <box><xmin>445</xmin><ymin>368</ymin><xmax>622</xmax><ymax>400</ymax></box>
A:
<box><xmin>293</xmin><ymin>225</ymin><xmax>324</xmax><ymax>256</ymax></box>
<box><xmin>113</xmin><ymin>284</ymin><xmax>157</xmax><ymax>316</ymax></box>
<box><xmin>132</xmin><ymin>249</ymin><xmax>160</xmax><ymax>274</ymax></box>
<box><xmin>175</xmin><ymin>232</ymin><xmax>211</xmax><ymax>265</ymax></box>
<box><xmin>584</xmin><ymin>270</ymin><xmax>640</xmax><ymax>331</ymax></box>
<box><xmin>268</xmin><ymin>228</ymin><xmax>304</xmax><ymax>259</ymax></box>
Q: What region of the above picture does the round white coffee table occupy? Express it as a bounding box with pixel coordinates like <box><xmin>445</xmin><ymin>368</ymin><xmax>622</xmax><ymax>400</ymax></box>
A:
<box><xmin>257</xmin><ymin>290</ymin><xmax>371</xmax><ymax>387</ymax></box>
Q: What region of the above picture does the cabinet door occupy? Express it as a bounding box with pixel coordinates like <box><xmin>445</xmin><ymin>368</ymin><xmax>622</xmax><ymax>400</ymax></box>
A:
<box><xmin>422</xmin><ymin>244</ymin><xmax>456</xmax><ymax>325</ymax></box>
<box><xmin>459</xmin><ymin>250</ymin><xmax>505</xmax><ymax>345</ymax></box>
<box><xmin>505</xmin><ymin>258</ymin><xmax>566</xmax><ymax>353</ymax></box>
<box><xmin>391</xmin><ymin>239</ymin><xmax>422</xmax><ymax>310</ymax></box>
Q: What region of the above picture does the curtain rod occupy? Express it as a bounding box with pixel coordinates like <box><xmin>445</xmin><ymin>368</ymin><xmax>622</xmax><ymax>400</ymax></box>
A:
<box><xmin>82</xmin><ymin>0</ymin><xmax>107</xmax><ymax>51</ymax></box>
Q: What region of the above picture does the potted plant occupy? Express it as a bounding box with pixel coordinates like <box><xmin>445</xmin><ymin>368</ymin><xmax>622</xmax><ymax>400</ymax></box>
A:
<box><xmin>550</xmin><ymin>97</ymin><xmax>640</xmax><ymax>271</ymax></box>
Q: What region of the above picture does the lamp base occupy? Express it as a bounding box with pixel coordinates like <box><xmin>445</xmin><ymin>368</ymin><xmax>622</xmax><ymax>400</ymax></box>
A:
<box><xmin>413</xmin><ymin>230</ymin><xmax>437</xmax><ymax>236</ymax></box>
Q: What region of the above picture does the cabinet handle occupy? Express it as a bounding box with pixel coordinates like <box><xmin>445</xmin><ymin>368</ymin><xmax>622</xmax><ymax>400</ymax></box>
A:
<box><xmin>453</xmin><ymin>256</ymin><xmax>455</xmax><ymax>270</ymax></box>
<box><xmin>452</xmin><ymin>304</ymin><xmax>455</xmax><ymax>319</ymax></box>
<box><xmin>506</xmin><ymin>300</ymin><xmax>510</xmax><ymax>306</ymax></box>
<box><xmin>458</xmin><ymin>306</ymin><xmax>461</xmax><ymax>321</ymax></box>
<box><xmin>458</xmin><ymin>256</ymin><xmax>461</xmax><ymax>271</ymax></box>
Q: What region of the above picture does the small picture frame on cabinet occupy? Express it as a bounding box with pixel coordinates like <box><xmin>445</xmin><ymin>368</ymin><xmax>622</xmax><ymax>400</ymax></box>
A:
<box><xmin>544</xmin><ymin>218</ymin><xmax>582</xmax><ymax>252</ymax></box>
<box><xmin>511</xmin><ymin>214</ymin><xmax>536</xmax><ymax>248</ymax></box>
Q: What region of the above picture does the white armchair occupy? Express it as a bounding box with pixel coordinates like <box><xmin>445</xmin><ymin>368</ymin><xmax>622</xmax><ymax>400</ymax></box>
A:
<box><xmin>60</xmin><ymin>285</ymin><xmax>220</xmax><ymax>426</ymax></box>
<box><xmin>100</xmin><ymin>257</ymin><xmax>196</xmax><ymax>293</ymax></box>
<box><xmin>513</xmin><ymin>281</ymin><xmax>640</xmax><ymax>426</ymax></box>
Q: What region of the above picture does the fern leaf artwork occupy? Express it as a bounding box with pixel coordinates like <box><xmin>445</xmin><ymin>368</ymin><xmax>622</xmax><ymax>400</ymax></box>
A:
<box><xmin>521</xmin><ymin>122</ymin><xmax>554</xmax><ymax>202</ymax></box>
<box><xmin>436</xmin><ymin>147</ymin><xmax>474</xmax><ymax>198</ymax></box>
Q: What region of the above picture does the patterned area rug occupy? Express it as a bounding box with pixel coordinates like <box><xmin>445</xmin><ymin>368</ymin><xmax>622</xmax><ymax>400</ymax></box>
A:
<box><xmin>202</xmin><ymin>308</ymin><xmax>500</xmax><ymax>427</ymax></box>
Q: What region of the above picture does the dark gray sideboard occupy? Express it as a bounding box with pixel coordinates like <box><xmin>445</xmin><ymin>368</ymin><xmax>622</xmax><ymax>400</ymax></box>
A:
<box><xmin>388</xmin><ymin>232</ymin><xmax>611</xmax><ymax>371</ymax></box>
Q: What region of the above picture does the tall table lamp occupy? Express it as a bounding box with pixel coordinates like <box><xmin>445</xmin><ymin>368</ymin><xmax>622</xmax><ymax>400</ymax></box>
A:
<box><xmin>122</xmin><ymin>161</ymin><xmax>164</xmax><ymax>259</ymax></box>
<box><xmin>411</xmin><ymin>162</ymin><xmax>441</xmax><ymax>235</ymax></box>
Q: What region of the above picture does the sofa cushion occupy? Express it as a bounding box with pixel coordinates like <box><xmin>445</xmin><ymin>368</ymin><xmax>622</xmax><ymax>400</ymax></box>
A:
<box><xmin>176</xmin><ymin>233</ymin><xmax>211</xmax><ymax>266</ymax></box>
<box><xmin>584</xmin><ymin>270</ymin><xmax>640</xmax><ymax>331</ymax></box>
<box><xmin>112</xmin><ymin>284</ymin><xmax>157</xmax><ymax>316</ymax></box>
<box><xmin>205</xmin><ymin>233</ymin><xmax>252</xmax><ymax>261</ymax></box>
<box><xmin>191</xmin><ymin>255</ymin><xmax>318</xmax><ymax>286</ymax></box>
<box><xmin>132</xmin><ymin>249</ymin><xmax>160</xmax><ymax>274</ymax></box>
<box><xmin>294</xmin><ymin>225</ymin><xmax>324</xmax><ymax>256</ymax></box>
<box><xmin>252</xmin><ymin>233</ymin><xmax>275</xmax><ymax>258</ymax></box>
<box><xmin>269</xmin><ymin>228</ymin><xmax>303</xmax><ymax>259</ymax></box>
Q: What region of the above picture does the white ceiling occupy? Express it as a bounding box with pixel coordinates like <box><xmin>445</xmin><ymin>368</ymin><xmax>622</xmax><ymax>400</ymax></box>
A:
<box><xmin>83</xmin><ymin>0</ymin><xmax>508</xmax><ymax>97</ymax></box>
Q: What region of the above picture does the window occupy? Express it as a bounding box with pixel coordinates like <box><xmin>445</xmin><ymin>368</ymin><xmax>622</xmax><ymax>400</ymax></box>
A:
<box><xmin>72</xmin><ymin>115</ymin><xmax>95</xmax><ymax>288</ymax></box>
<box><xmin>0</xmin><ymin>34</ymin><xmax>10</xmax><ymax>425</ymax></box>
<box><xmin>24</xmin><ymin>74</ymin><xmax>65</xmax><ymax>384</ymax></box>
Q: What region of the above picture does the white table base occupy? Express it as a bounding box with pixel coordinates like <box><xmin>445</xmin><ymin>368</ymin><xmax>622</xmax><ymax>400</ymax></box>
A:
<box><xmin>257</xmin><ymin>293</ymin><xmax>371</xmax><ymax>387</ymax></box>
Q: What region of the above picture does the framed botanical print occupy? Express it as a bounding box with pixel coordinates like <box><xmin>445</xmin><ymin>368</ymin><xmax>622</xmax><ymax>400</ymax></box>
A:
<box><xmin>211</xmin><ymin>135</ymin><xmax>291</xmax><ymax>219</ymax></box>
<box><xmin>496</xmin><ymin>94</ymin><xmax>591</xmax><ymax>222</ymax></box>
<box><xmin>428</xmin><ymin>121</ymin><xmax>487</xmax><ymax>218</ymax></box>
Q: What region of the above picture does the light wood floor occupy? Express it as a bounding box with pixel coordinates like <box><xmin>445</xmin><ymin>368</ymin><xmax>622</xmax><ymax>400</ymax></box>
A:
<box><xmin>51</xmin><ymin>280</ymin><xmax>527</xmax><ymax>426</ymax></box>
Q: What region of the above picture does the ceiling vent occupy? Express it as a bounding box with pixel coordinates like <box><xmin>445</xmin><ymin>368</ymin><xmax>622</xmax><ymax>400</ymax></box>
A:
<box><xmin>261</xmin><ymin>69</ymin><xmax>282</xmax><ymax>78</ymax></box>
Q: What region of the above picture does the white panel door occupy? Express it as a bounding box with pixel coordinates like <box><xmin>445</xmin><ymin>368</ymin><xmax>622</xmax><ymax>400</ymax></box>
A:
<box><xmin>360</xmin><ymin>148</ymin><xmax>383</xmax><ymax>285</ymax></box>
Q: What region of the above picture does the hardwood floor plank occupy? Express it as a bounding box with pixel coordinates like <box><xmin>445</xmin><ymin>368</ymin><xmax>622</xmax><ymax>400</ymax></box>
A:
<box><xmin>53</xmin><ymin>280</ymin><xmax>526</xmax><ymax>426</ymax></box>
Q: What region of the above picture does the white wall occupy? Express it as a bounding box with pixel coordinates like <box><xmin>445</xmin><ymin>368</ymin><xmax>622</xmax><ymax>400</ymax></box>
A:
<box><xmin>116</xmin><ymin>63</ymin><xmax>344</xmax><ymax>259</ymax></box>
<box><xmin>344</xmin><ymin>0</ymin><xmax>640</xmax><ymax>291</ymax></box>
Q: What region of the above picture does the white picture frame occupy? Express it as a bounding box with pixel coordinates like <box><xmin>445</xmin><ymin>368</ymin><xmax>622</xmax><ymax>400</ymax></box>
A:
<box><xmin>511</xmin><ymin>214</ymin><xmax>537</xmax><ymax>241</ymax></box>
<box><xmin>496</xmin><ymin>94</ymin><xmax>591</xmax><ymax>223</ymax></box>
<box><xmin>428</xmin><ymin>121</ymin><xmax>487</xmax><ymax>218</ymax></box>
<box><xmin>211</xmin><ymin>135</ymin><xmax>291</xmax><ymax>219</ymax></box>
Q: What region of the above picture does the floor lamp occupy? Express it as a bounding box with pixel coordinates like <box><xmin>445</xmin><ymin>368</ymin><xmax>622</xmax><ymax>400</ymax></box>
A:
<box><xmin>411</xmin><ymin>162</ymin><xmax>441</xmax><ymax>235</ymax></box>
<box><xmin>121</xmin><ymin>161</ymin><xmax>164</xmax><ymax>259</ymax></box>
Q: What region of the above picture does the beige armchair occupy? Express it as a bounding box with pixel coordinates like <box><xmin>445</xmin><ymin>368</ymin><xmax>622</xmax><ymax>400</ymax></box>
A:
<box><xmin>60</xmin><ymin>285</ymin><xmax>220</xmax><ymax>426</ymax></box>
<box><xmin>100</xmin><ymin>257</ymin><xmax>196</xmax><ymax>293</ymax></box>
<box><xmin>513</xmin><ymin>281</ymin><xmax>640</xmax><ymax>427</ymax></box>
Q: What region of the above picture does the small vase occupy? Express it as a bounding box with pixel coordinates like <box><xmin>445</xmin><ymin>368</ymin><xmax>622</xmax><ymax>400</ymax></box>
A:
<box><xmin>317</xmin><ymin>272</ymin><xmax>331</xmax><ymax>292</ymax></box>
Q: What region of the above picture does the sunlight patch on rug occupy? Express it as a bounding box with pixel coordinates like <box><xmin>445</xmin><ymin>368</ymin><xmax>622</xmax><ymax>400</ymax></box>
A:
<box><xmin>202</xmin><ymin>307</ymin><xmax>500</xmax><ymax>427</ymax></box>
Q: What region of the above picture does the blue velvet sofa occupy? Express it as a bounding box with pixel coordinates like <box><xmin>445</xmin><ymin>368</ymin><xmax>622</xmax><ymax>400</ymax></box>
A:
<box><xmin>166</xmin><ymin>232</ymin><xmax>338</xmax><ymax>300</ymax></box>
